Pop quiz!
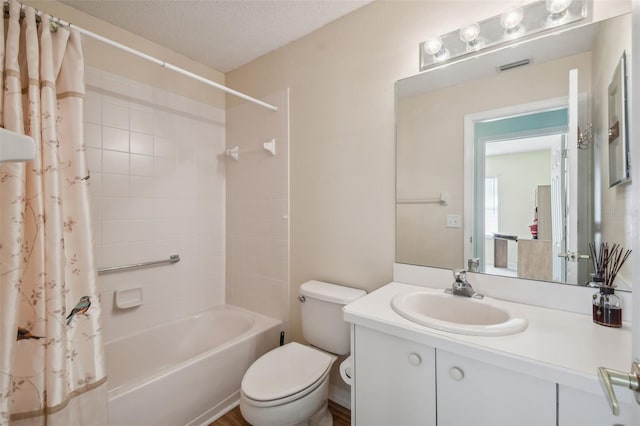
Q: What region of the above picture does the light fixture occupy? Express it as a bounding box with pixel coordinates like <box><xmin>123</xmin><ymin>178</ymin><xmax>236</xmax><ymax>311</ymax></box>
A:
<box><xmin>419</xmin><ymin>0</ymin><xmax>586</xmax><ymax>71</ymax></box>
<box><xmin>500</xmin><ymin>7</ymin><xmax>524</xmax><ymax>38</ymax></box>
<box><xmin>459</xmin><ymin>23</ymin><xmax>482</xmax><ymax>50</ymax></box>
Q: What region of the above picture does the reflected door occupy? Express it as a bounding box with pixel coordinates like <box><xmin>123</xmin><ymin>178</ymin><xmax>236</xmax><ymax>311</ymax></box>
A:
<box><xmin>566</xmin><ymin>68</ymin><xmax>593</xmax><ymax>285</ymax></box>
<box><xmin>566</xmin><ymin>69</ymin><xmax>579</xmax><ymax>284</ymax></box>
<box><xmin>466</xmin><ymin>103</ymin><xmax>569</xmax><ymax>279</ymax></box>
<box><xmin>550</xmin><ymin>134</ymin><xmax>566</xmax><ymax>282</ymax></box>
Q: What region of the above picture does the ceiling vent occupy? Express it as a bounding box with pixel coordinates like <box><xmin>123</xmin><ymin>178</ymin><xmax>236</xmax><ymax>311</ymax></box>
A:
<box><xmin>498</xmin><ymin>58</ymin><xmax>532</xmax><ymax>72</ymax></box>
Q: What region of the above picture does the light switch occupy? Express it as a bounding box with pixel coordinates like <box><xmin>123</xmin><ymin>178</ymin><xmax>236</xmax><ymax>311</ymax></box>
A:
<box><xmin>446</xmin><ymin>214</ymin><xmax>461</xmax><ymax>228</ymax></box>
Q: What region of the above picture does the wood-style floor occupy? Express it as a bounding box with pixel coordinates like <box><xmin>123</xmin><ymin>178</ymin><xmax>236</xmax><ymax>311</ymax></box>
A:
<box><xmin>211</xmin><ymin>400</ymin><xmax>350</xmax><ymax>426</ymax></box>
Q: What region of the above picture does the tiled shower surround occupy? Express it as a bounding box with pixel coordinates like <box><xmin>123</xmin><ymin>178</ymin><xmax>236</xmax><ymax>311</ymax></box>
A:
<box><xmin>225</xmin><ymin>90</ymin><xmax>290</xmax><ymax>336</ymax></box>
<box><xmin>85</xmin><ymin>67</ymin><xmax>226</xmax><ymax>341</ymax></box>
<box><xmin>85</xmin><ymin>68</ymin><xmax>290</xmax><ymax>342</ymax></box>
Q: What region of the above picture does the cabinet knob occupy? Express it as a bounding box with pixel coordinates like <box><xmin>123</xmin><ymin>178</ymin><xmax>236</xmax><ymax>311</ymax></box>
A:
<box><xmin>408</xmin><ymin>353</ymin><xmax>422</xmax><ymax>366</ymax></box>
<box><xmin>450</xmin><ymin>366</ymin><xmax>465</xmax><ymax>381</ymax></box>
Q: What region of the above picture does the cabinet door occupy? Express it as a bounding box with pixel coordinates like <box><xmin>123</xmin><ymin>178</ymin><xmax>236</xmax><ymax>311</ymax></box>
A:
<box><xmin>437</xmin><ymin>350</ymin><xmax>556</xmax><ymax>426</ymax></box>
<box><xmin>558</xmin><ymin>384</ymin><xmax>632</xmax><ymax>426</ymax></box>
<box><xmin>354</xmin><ymin>326</ymin><xmax>436</xmax><ymax>426</ymax></box>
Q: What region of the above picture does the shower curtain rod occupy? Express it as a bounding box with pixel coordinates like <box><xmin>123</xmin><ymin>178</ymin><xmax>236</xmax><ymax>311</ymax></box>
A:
<box><xmin>4</xmin><ymin>1</ymin><xmax>278</xmax><ymax>112</ymax></box>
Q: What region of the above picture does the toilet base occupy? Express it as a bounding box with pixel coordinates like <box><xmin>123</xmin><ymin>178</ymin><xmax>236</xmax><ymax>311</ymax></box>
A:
<box><xmin>289</xmin><ymin>401</ymin><xmax>332</xmax><ymax>426</ymax></box>
<box><xmin>240</xmin><ymin>374</ymin><xmax>331</xmax><ymax>426</ymax></box>
<box><xmin>307</xmin><ymin>401</ymin><xmax>332</xmax><ymax>426</ymax></box>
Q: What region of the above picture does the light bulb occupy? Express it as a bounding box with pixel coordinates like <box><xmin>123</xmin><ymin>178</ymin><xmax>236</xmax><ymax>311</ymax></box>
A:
<box><xmin>423</xmin><ymin>36</ymin><xmax>449</xmax><ymax>62</ymax></box>
<box><xmin>459</xmin><ymin>23</ymin><xmax>480</xmax><ymax>43</ymax></box>
<box><xmin>546</xmin><ymin>0</ymin><xmax>572</xmax><ymax>17</ymax></box>
<box><xmin>500</xmin><ymin>7</ymin><xmax>523</xmax><ymax>31</ymax></box>
<box><xmin>433</xmin><ymin>48</ymin><xmax>450</xmax><ymax>62</ymax></box>
<box><xmin>423</xmin><ymin>36</ymin><xmax>443</xmax><ymax>55</ymax></box>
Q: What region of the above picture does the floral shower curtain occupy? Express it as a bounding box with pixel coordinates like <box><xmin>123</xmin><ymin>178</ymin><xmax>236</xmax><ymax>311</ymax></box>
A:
<box><xmin>0</xmin><ymin>1</ymin><xmax>107</xmax><ymax>425</ymax></box>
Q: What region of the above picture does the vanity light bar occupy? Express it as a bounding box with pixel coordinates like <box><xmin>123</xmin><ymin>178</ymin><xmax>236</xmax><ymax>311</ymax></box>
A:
<box><xmin>419</xmin><ymin>0</ymin><xmax>587</xmax><ymax>72</ymax></box>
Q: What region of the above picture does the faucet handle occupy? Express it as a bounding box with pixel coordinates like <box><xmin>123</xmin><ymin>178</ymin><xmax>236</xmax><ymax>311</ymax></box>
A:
<box><xmin>453</xmin><ymin>269</ymin><xmax>467</xmax><ymax>282</ymax></box>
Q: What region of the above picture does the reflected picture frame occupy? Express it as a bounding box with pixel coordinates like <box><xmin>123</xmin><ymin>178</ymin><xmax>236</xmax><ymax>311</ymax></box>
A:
<box><xmin>608</xmin><ymin>51</ymin><xmax>631</xmax><ymax>187</ymax></box>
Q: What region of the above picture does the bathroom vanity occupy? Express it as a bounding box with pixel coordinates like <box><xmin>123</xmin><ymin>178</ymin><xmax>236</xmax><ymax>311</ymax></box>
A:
<box><xmin>344</xmin><ymin>278</ymin><xmax>633</xmax><ymax>426</ymax></box>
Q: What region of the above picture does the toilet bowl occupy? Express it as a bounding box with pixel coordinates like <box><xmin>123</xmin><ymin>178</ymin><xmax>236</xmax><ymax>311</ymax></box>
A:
<box><xmin>240</xmin><ymin>342</ymin><xmax>336</xmax><ymax>426</ymax></box>
<box><xmin>239</xmin><ymin>281</ymin><xmax>366</xmax><ymax>426</ymax></box>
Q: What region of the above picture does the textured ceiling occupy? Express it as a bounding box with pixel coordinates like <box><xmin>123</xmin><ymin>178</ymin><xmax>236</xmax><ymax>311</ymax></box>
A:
<box><xmin>59</xmin><ymin>0</ymin><xmax>373</xmax><ymax>73</ymax></box>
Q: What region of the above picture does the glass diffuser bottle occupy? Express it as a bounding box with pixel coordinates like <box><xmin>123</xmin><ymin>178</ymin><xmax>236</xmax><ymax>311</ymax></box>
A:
<box><xmin>589</xmin><ymin>242</ymin><xmax>631</xmax><ymax>328</ymax></box>
<box><xmin>592</xmin><ymin>286</ymin><xmax>622</xmax><ymax>328</ymax></box>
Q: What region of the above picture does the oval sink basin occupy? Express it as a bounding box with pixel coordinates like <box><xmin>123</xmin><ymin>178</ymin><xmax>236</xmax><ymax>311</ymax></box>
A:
<box><xmin>391</xmin><ymin>291</ymin><xmax>528</xmax><ymax>336</ymax></box>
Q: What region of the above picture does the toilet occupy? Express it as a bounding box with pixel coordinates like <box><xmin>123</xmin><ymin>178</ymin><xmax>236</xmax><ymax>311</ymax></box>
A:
<box><xmin>240</xmin><ymin>280</ymin><xmax>366</xmax><ymax>426</ymax></box>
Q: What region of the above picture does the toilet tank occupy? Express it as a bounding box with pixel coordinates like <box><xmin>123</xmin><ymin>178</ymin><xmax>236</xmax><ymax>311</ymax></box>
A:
<box><xmin>299</xmin><ymin>280</ymin><xmax>366</xmax><ymax>355</ymax></box>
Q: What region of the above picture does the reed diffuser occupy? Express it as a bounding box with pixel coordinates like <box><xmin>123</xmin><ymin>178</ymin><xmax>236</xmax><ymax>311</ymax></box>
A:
<box><xmin>589</xmin><ymin>242</ymin><xmax>632</xmax><ymax>327</ymax></box>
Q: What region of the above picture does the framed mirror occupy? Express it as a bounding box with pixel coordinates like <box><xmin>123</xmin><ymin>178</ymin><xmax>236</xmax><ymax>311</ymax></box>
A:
<box><xmin>395</xmin><ymin>12</ymin><xmax>632</xmax><ymax>290</ymax></box>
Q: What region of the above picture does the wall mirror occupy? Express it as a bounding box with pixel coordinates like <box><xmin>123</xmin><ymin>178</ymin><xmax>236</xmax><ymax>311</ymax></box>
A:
<box><xmin>395</xmin><ymin>12</ymin><xmax>632</xmax><ymax>290</ymax></box>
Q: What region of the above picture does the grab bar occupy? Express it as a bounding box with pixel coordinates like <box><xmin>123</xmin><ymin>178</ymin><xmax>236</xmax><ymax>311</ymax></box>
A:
<box><xmin>97</xmin><ymin>254</ymin><xmax>180</xmax><ymax>275</ymax></box>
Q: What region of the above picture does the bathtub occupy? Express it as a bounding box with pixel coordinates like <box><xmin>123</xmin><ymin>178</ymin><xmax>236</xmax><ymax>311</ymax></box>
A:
<box><xmin>105</xmin><ymin>305</ymin><xmax>282</xmax><ymax>426</ymax></box>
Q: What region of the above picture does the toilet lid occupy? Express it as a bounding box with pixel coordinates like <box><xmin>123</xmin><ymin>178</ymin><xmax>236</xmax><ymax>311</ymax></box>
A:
<box><xmin>241</xmin><ymin>342</ymin><xmax>333</xmax><ymax>402</ymax></box>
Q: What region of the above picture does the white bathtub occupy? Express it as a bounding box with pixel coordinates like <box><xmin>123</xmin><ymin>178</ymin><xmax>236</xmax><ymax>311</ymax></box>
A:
<box><xmin>105</xmin><ymin>305</ymin><xmax>282</xmax><ymax>426</ymax></box>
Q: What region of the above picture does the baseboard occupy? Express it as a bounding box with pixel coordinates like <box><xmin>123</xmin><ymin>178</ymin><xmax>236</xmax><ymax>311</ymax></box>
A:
<box><xmin>329</xmin><ymin>385</ymin><xmax>351</xmax><ymax>410</ymax></box>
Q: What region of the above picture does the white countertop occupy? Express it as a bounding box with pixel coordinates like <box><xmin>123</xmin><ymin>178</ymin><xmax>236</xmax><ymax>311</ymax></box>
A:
<box><xmin>344</xmin><ymin>281</ymin><xmax>633</xmax><ymax>402</ymax></box>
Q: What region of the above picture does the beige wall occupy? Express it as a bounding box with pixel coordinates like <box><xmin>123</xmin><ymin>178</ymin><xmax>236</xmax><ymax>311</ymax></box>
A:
<box><xmin>485</xmin><ymin>150</ymin><xmax>551</xmax><ymax>268</ymax></box>
<box><xmin>486</xmin><ymin>151</ymin><xmax>551</xmax><ymax>240</ymax></box>
<box><xmin>591</xmin><ymin>13</ymin><xmax>633</xmax><ymax>288</ymax></box>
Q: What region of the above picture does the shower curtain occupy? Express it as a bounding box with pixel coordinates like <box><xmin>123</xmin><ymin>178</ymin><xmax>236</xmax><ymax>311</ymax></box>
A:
<box><xmin>0</xmin><ymin>1</ymin><xmax>107</xmax><ymax>425</ymax></box>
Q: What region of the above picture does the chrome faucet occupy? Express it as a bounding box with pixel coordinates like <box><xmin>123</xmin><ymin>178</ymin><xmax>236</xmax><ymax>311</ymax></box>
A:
<box><xmin>445</xmin><ymin>270</ymin><xmax>484</xmax><ymax>299</ymax></box>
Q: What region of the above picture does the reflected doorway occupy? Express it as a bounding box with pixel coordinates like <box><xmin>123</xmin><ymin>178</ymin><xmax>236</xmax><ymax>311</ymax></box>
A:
<box><xmin>464</xmin><ymin>103</ymin><xmax>585</xmax><ymax>282</ymax></box>
<box><xmin>481</xmin><ymin>132</ymin><xmax>566</xmax><ymax>281</ymax></box>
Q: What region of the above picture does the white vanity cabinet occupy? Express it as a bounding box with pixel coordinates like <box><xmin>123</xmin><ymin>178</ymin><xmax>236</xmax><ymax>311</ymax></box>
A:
<box><xmin>436</xmin><ymin>350</ymin><xmax>556</xmax><ymax>426</ymax></box>
<box><xmin>353</xmin><ymin>326</ymin><xmax>436</xmax><ymax>426</ymax></box>
<box><xmin>353</xmin><ymin>326</ymin><xmax>555</xmax><ymax>426</ymax></box>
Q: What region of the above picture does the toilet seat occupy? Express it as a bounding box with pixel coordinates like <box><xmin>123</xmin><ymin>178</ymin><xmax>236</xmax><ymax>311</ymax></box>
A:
<box><xmin>241</xmin><ymin>342</ymin><xmax>336</xmax><ymax>407</ymax></box>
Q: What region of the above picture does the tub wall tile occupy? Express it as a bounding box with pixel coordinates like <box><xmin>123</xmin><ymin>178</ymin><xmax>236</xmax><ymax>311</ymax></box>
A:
<box><xmin>86</xmin><ymin>67</ymin><xmax>226</xmax><ymax>342</ymax></box>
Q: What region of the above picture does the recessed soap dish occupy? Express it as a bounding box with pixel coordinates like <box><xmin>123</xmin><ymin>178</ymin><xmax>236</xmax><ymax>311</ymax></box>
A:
<box><xmin>114</xmin><ymin>287</ymin><xmax>143</xmax><ymax>310</ymax></box>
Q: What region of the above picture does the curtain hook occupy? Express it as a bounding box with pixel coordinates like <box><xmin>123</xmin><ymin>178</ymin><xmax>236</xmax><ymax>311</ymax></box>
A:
<box><xmin>49</xmin><ymin>20</ymin><xmax>58</xmax><ymax>32</ymax></box>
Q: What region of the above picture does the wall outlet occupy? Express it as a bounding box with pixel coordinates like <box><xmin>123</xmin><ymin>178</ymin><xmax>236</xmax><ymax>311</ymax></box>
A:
<box><xmin>446</xmin><ymin>214</ymin><xmax>461</xmax><ymax>228</ymax></box>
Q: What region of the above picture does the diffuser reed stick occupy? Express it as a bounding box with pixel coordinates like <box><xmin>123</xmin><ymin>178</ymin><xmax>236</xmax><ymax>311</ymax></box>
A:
<box><xmin>588</xmin><ymin>242</ymin><xmax>632</xmax><ymax>287</ymax></box>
